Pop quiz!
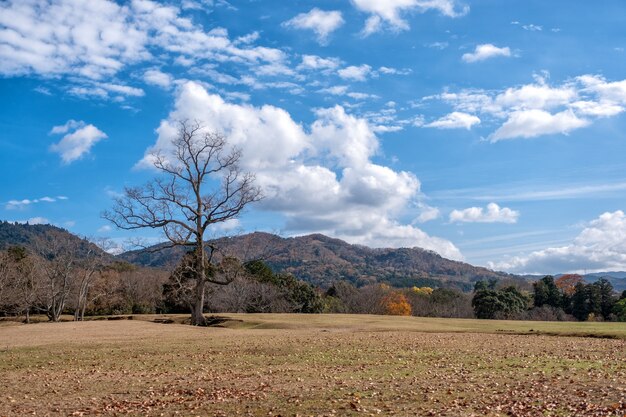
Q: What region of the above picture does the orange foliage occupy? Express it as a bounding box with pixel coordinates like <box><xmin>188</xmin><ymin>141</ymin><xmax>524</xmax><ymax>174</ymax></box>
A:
<box><xmin>382</xmin><ymin>292</ymin><xmax>412</xmax><ymax>316</ymax></box>
<box><xmin>555</xmin><ymin>274</ymin><xmax>583</xmax><ymax>296</ymax></box>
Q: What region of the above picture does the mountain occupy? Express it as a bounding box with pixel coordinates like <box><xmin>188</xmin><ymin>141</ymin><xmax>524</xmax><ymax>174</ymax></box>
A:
<box><xmin>584</xmin><ymin>271</ymin><xmax>626</xmax><ymax>279</ymax></box>
<box><xmin>0</xmin><ymin>221</ymin><xmax>110</xmax><ymax>259</ymax></box>
<box><xmin>119</xmin><ymin>232</ymin><xmax>517</xmax><ymax>291</ymax></box>
<box><xmin>582</xmin><ymin>274</ymin><xmax>626</xmax><ymax>293</ymax></box>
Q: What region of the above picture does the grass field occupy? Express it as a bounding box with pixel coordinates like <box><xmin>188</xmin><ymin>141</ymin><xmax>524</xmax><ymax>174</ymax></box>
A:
<box><xmin>0</xmin><ymin>314</ymin><xmax>625</xmax><ymax>416</ymax></box>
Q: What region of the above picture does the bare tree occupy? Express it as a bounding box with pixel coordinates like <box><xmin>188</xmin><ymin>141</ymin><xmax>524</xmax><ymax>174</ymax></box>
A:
<box><xmin>103</xmin><ymin>122</ymin><xmax>261</xmax><ymax>325</ymax></box>
<box><xmin>35</xmin><ymin>235</ymin><xmax>79</xmax><ymax>322</ymax></box>
<box><xmin>0</xmin><ymin>247</ymin><xmax>40</xmax><ymax>322</ymax></box>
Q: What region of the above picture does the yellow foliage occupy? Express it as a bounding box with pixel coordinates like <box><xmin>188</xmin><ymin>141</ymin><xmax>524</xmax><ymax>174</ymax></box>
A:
<box><xmin>411</xmin><ymin>286</ymin><xmax>433</xmax><ymax>295</ymax></box>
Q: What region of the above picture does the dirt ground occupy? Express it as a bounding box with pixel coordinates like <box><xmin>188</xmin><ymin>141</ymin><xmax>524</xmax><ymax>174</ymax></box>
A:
<box><xmin>0</xmin><ymin>316</ymin><xmax>624</xmax><ymax>416</ymax></box>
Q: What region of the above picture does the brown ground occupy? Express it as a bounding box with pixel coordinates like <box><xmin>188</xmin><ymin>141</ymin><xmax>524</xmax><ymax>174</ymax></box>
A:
<box><xmin>0</xmin><ymin>316</ymin><xmax>624</xmax><ymax>416</ymax></box>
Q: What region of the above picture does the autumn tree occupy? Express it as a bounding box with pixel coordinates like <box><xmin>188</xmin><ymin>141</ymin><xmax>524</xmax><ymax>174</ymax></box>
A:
<box><xmin>104</xmin><ymin>122</ymin><xmax>261</xmax><ymax>325</ymax></box>
<box><xmin>555</xmin><ymin>274</ymin><xmax>583</xmax><ymax>296</ymax></box>
<box><xmin>382</xmin><ymin>291</ymin><xmax>412</xmax><ymax>316</ymax></box>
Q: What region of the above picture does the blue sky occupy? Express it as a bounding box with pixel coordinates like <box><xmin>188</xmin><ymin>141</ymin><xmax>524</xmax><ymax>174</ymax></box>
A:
<box><xmin>1</xmin><ymin>0</ymin><xmax>626</xmax><ymax>274</ymax></box>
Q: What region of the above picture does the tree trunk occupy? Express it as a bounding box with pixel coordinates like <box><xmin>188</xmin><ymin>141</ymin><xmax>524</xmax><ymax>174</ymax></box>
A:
<box><xmin>191</xmin><ymin>278</ymin><xmax>206</xmax><ymax>326</ymax></box>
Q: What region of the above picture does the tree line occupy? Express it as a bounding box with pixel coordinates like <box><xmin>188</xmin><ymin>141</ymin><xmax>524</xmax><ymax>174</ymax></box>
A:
<box><xmin>472</xmin><ymin>275</ymin><xmax>626</xmax><ymax>321</ymax></box>
<box><xmin>2</xmin><ymin>241</ymin><xmax>625</xmax><ymax>323</ymax></box>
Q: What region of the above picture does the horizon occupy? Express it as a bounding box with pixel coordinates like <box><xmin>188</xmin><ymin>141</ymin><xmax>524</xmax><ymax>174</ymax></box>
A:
<box><xmin>2</xmin><ymin>0</ymin><xmax>626</xmax><ymax>275</ymax></box>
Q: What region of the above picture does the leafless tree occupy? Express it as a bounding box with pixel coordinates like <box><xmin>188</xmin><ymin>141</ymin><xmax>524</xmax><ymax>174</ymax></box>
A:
<box><xmin>209</xmin><ymin>275</ymin><xmax>293</xmax><ymax>313</ymax></box>
<box><xmin>103</xmin><ymin>121</ymin><xmax>261</xmax><ymax>325</ymax></box>
<box><xmin>35</xmin><ymin>235</ymin><xmax>80</xmax><ymax>322</ymax></box>
<box><xmin>72</xmin><ymin>238</ymin><xmax>112</xmax><ymax>321</ymax></box>
<box><xmin>0</xmin><ymin>251</ymin><xmax>9</xmax><ymax>307</ymax></box>
<box><xmin>0</xmin><ymin>247</ymin><xmax>40</xmax><ymax>322</ymax></box>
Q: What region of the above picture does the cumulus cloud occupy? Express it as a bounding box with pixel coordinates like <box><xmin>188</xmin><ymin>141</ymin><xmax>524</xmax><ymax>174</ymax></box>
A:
<box><xmin>427</xmin><ymin>74</ymin><xmax>626</xmax><ymax>141</ymax></box>
<box><xmin>450</xmin><ymin>203</ymin><xmax>519</xmax><ymax>223</ymax></box>
<box><xmin>143</xmin><ymin>68</ymin><xmax>173</xmax><ymax>89</ymax></box>
<box><xmin>462</xmin><ymin>44</ymin><xmax>511</xmax><ymax>63</ymax></box>
<box><xmin>50</xmin><ymin>120</ymin><xmax>107</xmax><ymax>163</ymax></box>
<box><xmin>140</xmin><ymin>81</ymin><xmax>462</xmax><ymax>260</ymax></box>
<box><xmin>426</xmin><ymin>112</ymin><xmax>480</xmax><ymax>130</ymax></box>
<box><xmin>351</xmin><ymin>0</ymin><xmax>469</xmax><ymax>35</ymax></box>
<box><xmin>282</xmin><ymin>8</ymin><xmax>344</xmax><ymax>45</ymax></box>
<box><xmin>490</xmin><ymin>109</ymin><xmax>589</xmax><ymax>141</ymax></box>
<box><xmin>338</xmin><ymin>64</ymin><xmax>372</xmax><ymax>81</ymax></box>
<box><xmin>490</xmin><ymin>211</ymin><xmax>626</xmax><ymax>274</ymax></box>
<box><xmin>0</xmin><ymin>0</ymin><xmax>287</xmax><ymax>96</ymax></box>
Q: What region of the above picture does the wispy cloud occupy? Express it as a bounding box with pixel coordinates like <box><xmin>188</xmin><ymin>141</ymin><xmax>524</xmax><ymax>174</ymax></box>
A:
<box><xmin>434</xmin><ymin>180</ymin><xmax>626</xmax><ymax>202</ymax></box>
<box><xmin>5</xmin><ymin>196</ymin><xmax>68</xmax><ymax>210</ymax></box>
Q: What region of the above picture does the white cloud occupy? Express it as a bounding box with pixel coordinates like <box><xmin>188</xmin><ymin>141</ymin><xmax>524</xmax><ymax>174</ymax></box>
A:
<box><xmin>140</xmin><ymin>81</ymin><xmax>462</xmax><ymax>260</ymax></box>
<box><xmin>5</xmin><ymin>199</ymin><xmax>33</xmax><ymax>210</ymax></box>
<box><xmin>319</xmin><ymin>85</ymin><xmax>349</xmax><ymax>96</ymax></box>
<box><xmin>98</xmin><ymin>225</ymin><xmax>112</xmax><ymax>233</ymax></box>
<box><xmin>378</xmin><ymin>66</ymin><xmax>411</xmax><ymax>75</ymax></box>
<box><xmin>235</xmin><ymin>31</ymin><xmax>260</xmax><ymax>45</ymax></box>
<box><xmin>433</xmin><ymin>181</ymin><xmax>626</xmax><ymax>203</ymax></box>
<box><xmin>426</xmin><ymin>112</ymin><xmax>480</xmax><ymax>130</ymax></box>
<box><xmin>426</xmin><ymin>41</ymin><xmax>448</xmax><ymax>50</ymax></box>
<box><xmin>351</xmin><ymin>0</ymin><xmax>468</xmax><ymax>35</ymax></box>
<box><xmin>490</xmin><ymin>211</ymin><xmax>626</xmax><ymax>274</ymax></box>
<box><xmin>577</xmin><ymin>75</ymin><xmax>626</xmax><ymax>104</ymax></box>
<box><xmin>143</xmin><ymin>68</ymin><xmax>173</xmax><ymax>89</ymax></box>
<box><xmin>462</xmin><ymin>44</ymin><xmax>511</xmax><ymax>63</ymax></box>
<box><xmin>450</xmin><ymin>203</ymin><xmax>519</xmax><ymax>224</ymax></box>
<box><xmin>5</xmin><ymin>196</ymin><xmax>64</xmax><ymax>210</ymax></box>
<box><xmin>522</xmin><ymin>24</ymin><xmax>542</xmax><ymax>31</ymax></box>
<box><xmin>338</xmin><ymin>64</ymin><xmax>372</xmax><ymax>81</ymax></box>
<box><xmin>490</xmin><ymin>109</ymin><xmax>589</xmax><ymax>142</ymax></box>
<box><xmin>415</xmin><ymin>203</ymin><xmax>440</xmax><ymax>223</ymax></box>
<box><xmin>298</xmin><ymin>55</ymin><xmax>341</xmax><ymax>71</ymax></box>
<box><xmin>50</xmin><ymin>121</ymin><xmax>107</xmax><ymax>163</ymax></box>
<box><xmin>50</xmin><ymin>120</ymin><xmax>85</xmax><ymax>135</ymax></box>
<box><xmin>0</xmin><ymin>0</ymin><xmax>287</xmax><ymax>94</ymax></box>
<box><xmin>429</xmin><ymin>74</ymin><xmax>626</xmax><ymax>140</ymax></box>
<box><xmin>282</xmin><ymin>8</ymin><xmax>344</xmax><ymax>45</ymax></box>
<box><xmin>569</xmin><ymin>100</ymin><xmax>624</xmax><ymax>117</ymax></box>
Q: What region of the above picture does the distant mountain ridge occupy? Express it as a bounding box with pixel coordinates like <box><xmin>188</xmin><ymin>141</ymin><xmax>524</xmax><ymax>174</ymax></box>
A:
<box><xmin>119</xmin><ymin>232</ymin><xmax>517</xmax><ymax>291</ymax></box>
<box><xmin>0</xmin><ymin>223</ymin><xmax>522</xmax><ymax>291</ymax></box>
<box><xmin>582</xmin><ymin>275</ymin><xmax>626</xmax><ymax>292</ymax></box>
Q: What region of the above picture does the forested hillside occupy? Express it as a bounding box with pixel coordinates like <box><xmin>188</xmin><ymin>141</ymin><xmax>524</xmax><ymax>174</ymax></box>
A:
<box><xmin>120</xmin><ymin>232</ymin><xmax>516</xmax><ymax>290</ymax></box>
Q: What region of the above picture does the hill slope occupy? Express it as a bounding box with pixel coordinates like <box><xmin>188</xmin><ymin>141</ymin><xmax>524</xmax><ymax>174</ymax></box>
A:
<box><xmin>0</xmin><ymin>221</ymin><xmax>109</xmax><ymax>259</ymax></box>
<box><xmin>120</xmin><ymin>232</ymin><xmax>515</xmax><ymax>290</ymax></box>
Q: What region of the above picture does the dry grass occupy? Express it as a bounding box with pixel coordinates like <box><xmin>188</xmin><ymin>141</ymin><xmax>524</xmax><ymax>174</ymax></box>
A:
<box><xmin>0</xmin><ymin>315</ymin><xmax>625</xmax><ymax>416</ymax></box>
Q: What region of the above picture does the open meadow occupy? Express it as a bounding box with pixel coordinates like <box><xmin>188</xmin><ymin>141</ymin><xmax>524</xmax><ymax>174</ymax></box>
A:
<box><xmin>1</xmin><ymin>314</ymin><xmax>625</xmax><ymax>416</ymax></box>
